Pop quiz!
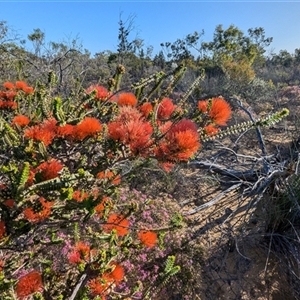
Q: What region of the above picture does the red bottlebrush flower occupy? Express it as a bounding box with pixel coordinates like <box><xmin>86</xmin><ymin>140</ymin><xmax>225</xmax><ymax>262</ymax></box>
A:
<box><xmin>171</xmin><ymin>119</ymin><xmax>198</xmax><ymax>134</ymax></box>
<box><xmin>14</xmin><ymin>81</ymin><xmax>34</xmax><ymax>94</ymax></box>
<box><xmin>103</xmin><ymin>213</ymin><xmax>129</xmax><ymax>237</ymax></box>
<box><xmin>139</xmin><ymin>102</ymin><xmax>153</xmax><ymax>118</ymax></box>
<box><xmin>172</xmin><ymin>130</ymin><xmax>200</xmax><ymax>160</ymax></box>
<box><xmin>4</xmin><ymin>199</ymin><xmax>15</xmax><ymax>208</ymax></box>
<box><xmin>5</xmin><ymin>90</ymin><xmax>17</xmax><ymax>101</ymax></box>
<box><xmin>208</xmin><ymin>97</ymin><xmax>231</xmax><ymax>126</ymax></box>
<box><xmin>68</xmin><ymin>250</ymin><xmax>81</xmax><ymax>264</ymax></box>
<box><xmin>15</xmin><ymin>81</ymin><xmax>28</xmax><ymax>91</ymax></box>
<box><xmin>3</xmin><ymin>81</ymin><xmax>15</xmax><ymax>90</ymax></box>
<box><xmin>23</xmin><ymin>197</ymin><xmax>54</xmax><ymax>223</ymax></box>
<box><xmin>88</xmin><ymin>275</ymin><xmax>111</xmax><ymax>297</ymax></box>
<box><xmin>72</xmin><ymin>117</ymin><xmax>102</xmax><ymax>141</ymax></box>
<box><xmin>138</xmin><ymin>230</ymin><xmax>157</xmax><ymax>248</ymax></box>
<box><xmin>94</xmin><ymin>196</ymin><xmax>111</xmax><ymax>216</ymax></box>
<box><xmin>108</xmin><ymin>106</ymin><xmax>153</xmax><ymax>154</ymax></box>
<box><xmin>35</xmin><ymin>159</ymin><xmax>64</xmax><ymax>181</ymax></box>
<box><xmin>0</xmin><ymin>221</ymin><xmax>6</xmax><ymax>239</ymax></box>
<box><xmin>108</xmin><ymin>118</ymin><xmax>153</xmax><ymax>154</ymax></box>
<box><xmin>157</xmin><ymin>98</ymin><xmax>176</xmax><ymax>120</ymax></box>
<box><xmin>23</xmin><ymin>86</ymin><xmax>34</xmax><ymax>94</ymax></box>
<box><xmin>0</xmin><ymin>89</ymin><xmax>17</xmax><ymax>101</ymax></box>
<box><xmin>72</xmin><ymin>190</ymin><xmax>89</xmax><ymax>202</ymax></box>
<box><xmin>115</xmin><ymin>106</ymin><xmax>143</xmax><ymax>123</ymax></box>
<box><xmin>16</xmin><ymin>271</ymin><xmax>43</xmax><ymax>299</ymax></box>
<box><xmin>24</xmin><ymin>118</ymin><xmax>57</xmax><ymax>146</ymax></box>
<box><xmin>56</xmin><ymin>124</ymin><xmax>74</xmax><ymax>138</ymax></box>
<box><xmin>109</xmin><ymin>263</ymin><xmax>124</xmax><ymax>282</ymax></box>
<box><xmin>12</xmin><ymin>115</ymin><xmax>30</xmax><ymax>127</ymax></box>
<box><xmin>68</xmin><ymin>241</ymin><xmax>91</xmax><ymax>264</ymax></box>
<box><xmin>0</xmin><ymin>260</ymin><xmax>4</xmax><ymax>272</ymax></box>
<box><xmin>117</xmin><ymin>92</ymin><xmax>138</xmax><ymax>106</ymax></box>
<box><xmin>159</xmin><ymin>162</ymin><xmax>175</xmax><ymax>173</ymax></box>
<box><xmin>158</xmin><ymin>121</ymin><xmax>173</xmax><ymax>134</ymax></box>
<box><xmin>197</xmin><ymin>100</ymin><xmax>208</xmax><ymax>113</ymax></box>
<box><xmin>75</xmin><ymin>241</ymin><xmax>90</xmax><ymax>256</ymax></box>
<box><xmin>155</xmin><ymin>119</ymin><xmax>200</xmax><ymax>161</ymax></box>
<box><xmin>41</xmin><ymin>118</ymin><xmax>57</xmax><ymax>131</ymax></box>
<box><xmin>204</xmin><ymin>124</ymin><xmax>219</xmax><ymax>136</ymax></box>
<box><xmin>127</xmin><ymin>119</ymin><xmax>153</xmax><ymax>154</ymax></box>
<box><xmin>86</xmin><ymin>84</ymin><xmax>109</xmax><ymax>100</ymax></box>
<box><xmin>24</xmin><ymin>126</ymin><xmax>53</xmax><ymax>146</ymax></box>
<box><xmin>0</xmin><ymin>100</ymin><xmax>17</xmax><ymax>110</ymax></box>
<box><xmin>76</xmin><ymin>242</ymin><xmax>91</xmax><ymax>262</ymax></box>
<box><xmin>97</xmin><ymin>170</ymin><xmax>121</xmax><ymax>185</ymax></box>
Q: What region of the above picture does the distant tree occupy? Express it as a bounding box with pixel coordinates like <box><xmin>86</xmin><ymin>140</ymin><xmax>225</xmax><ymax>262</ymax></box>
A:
<box><xmin>153</xmin><ymin>50</ymin><xmax>167</xmax><ymax>69</ymax></box>
<box><xmin>160</xmin><ymin>30</ymin><xmax>204</xmax><ymax>64</ymax></box>
<box><xmin>117</xmin><ymin>14</ymin><xmax>136</xmax><ymax>63</ymax></box>
<box><xmin>27</xmin><ymin>28</ymin><xmax>45</xmax><ymax>56</ymax></box>
<box><xmin>295</xmin><ymin>48</ymin><xmax>300</xmax><ymax>63</ymax></box>
<box><xmin>201</xmin><ymin>25</ymin><xmax>272</xmax><ymax>89</ymax></box>
<box><xmin>272</xmin><ymin>50</ymin><xmax>294</xmax><ymax>67</ymax></box>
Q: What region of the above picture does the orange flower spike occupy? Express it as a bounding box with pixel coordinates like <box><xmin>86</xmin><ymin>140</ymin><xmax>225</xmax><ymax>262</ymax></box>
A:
<box><xmin>197</xmin><ymin>100</ymin><xmax>208</xmax><ymax>113</ymax></box>
<box><xmin>155</xmin><ymin>119</ymin><xmax>200</xmax><ymax>161</ymax></box>
<box><xmin>138</xmin><ymin>230</ymin><xmax>158</xmax><ymax>248</ymax></box>
<box><xmin>68</xmin><ymin>241</ymin><xmax>91</xmax><ymax>264</ymax></box>
<box><xmin>0</xmin><ymin>260</ymin><xmax>4</xmax><ymax>272</ymax></box>
<box><xmin>0</xmin><ymin>221</ymin><xmax>6</xmax><ymax>239</ymax></box>
<box><xmin>35</xmin><ymin>159</ymin><xmax>64</xmax><ymax>181</ymax></box>
<box><xmin>4</xmin><ymin>199</ymin><xmax>15</xmax><ymax>208</ymax></box>
<box><xmin>68</xmin><ymin>250</ymin><xmax>82</xmax><ymax>264</ymax></box>
<box><xmin>23</xmin><ymin>197</ymin><xmax>54</xmax><ymax>223</ymax></box>
<box><xmin>14</xmin><ymin>81</ymin><xmax>34</xmax><ymax>94</ymax></box>
<box><xmin>209</xmin><ymin>97</ymin><xmax>232</xmax><ymax>126</ymax></box>
<box><xmin>12</xmin><ymin>115</ymin><xmax>30</xmax><ymax>127</ymax></box>
<box><xmin>204</xmin><ymin>124</ymin><xmax>219</xmax><ymax>136</ymax></box>
<box><xmin>24</xmin><ymin>118</ymin><xmax>57</xmax><ymax>146</ymax></box>
<box><xmin>56</xmin><ymin>124</ymin><xmax>74</xmax><ymax>138</ymax></box>
<box><xmin>5</xmin><ymin>91</ymin><xmax>17</xmax><ymax>101</ymax></box>
<box><xmin>0</xmin><ymin>100</ymin><xmax>17</xmax><ymax>109</ymax></box>
<box><xmin>3</xmin><ymin>81</ymin><xmax>15</xmax><ymax>90</ymax></box>
<box><xmin>157</xmin><ymin>97</ymin><xmax>176</xmax><ymax>120</ymax></box>
<box><xmin>86</xmin><ymin>84</ymin><xmax>109</xmax><ymax>100</ymax></box>
<box><xmin>97</xmin><ymin>170</ymin><xmax>121</xmax><ymax>185</ymax></box>
<box><xmin>23</xmin><ymin>86</ymin><xmax>34</xmax><ymax>94</ymax></box>
<box><xmin>170</xmin><ymin>119</ymin><xmax>198</xmax><ymax>134</ymax></box>
<box><xmin>139</xmin><ymin>102</ymin><xmax>153</xmax><ymax>118</ymax></box>
<box><xmin>108</xmin><ymin>112</ymin><xmax>153</xmax><ymax>154</ymax></box>
<box><xmin>159</xmin><ymin>162</ymin><xmax>175</xmax><ymax>173</ymax></box>
<box><xmin>94</xmin><ymin>196</ymin><xmax>111</xmax><ymax>216</ymax></box>
<box><xmin>73</xmin><ymin>117</ymin><xmax>102</xmax><ymax>140</ymax></box>
<box><xmin>109</xmin><ymin>263</ymin><xmax>125</xmax><ymax>282</ymax></box>
<box><xmin>117</xmin><ymin>92</ymin><xmax>138</xmax><ymax>106</ymax></box>
<box><xmin>103</xmin><ymin>213</ymin><xmax>129</xmax><ymax>237</ymax></box>
<box><xmin>75</xmin><ymin>241</ymin><xmax>91</xmax><ymax>259</ymax></box>
<box><xmin>173</xmin><ymin>130</ymin><xmax>200</xmax><ymax>160</ymax></box>
<box><xmin>15</xmin><ymin>271</ymin><xmax>43</xmax><ymax>299</ymax></box>
<box><xmin>88</xmin><ymin>276</ymin><xmax>111</xmax><ymax>297</ymax></box>
<box><xmin>72</xmin><ymin>190</ymin><xmax>89</xmax><ymax>202</ymax></box>
<box><xmin>15</xmin><ymin>81</ymin><xmax>28</xmax><ymax>91</ymax></box>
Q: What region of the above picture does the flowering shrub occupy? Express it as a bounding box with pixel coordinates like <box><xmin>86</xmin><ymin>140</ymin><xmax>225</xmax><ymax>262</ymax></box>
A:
<box><xmin>0</xmin><ymin>69</ymin><xmax>288</xmax><ymax>299</ymax></box>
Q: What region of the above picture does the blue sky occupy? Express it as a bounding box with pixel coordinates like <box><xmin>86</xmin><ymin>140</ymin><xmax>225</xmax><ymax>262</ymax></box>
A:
<box><xmin>1</xmin><ymin>1</ymin><xmax>300</xmax><ymax>57</ymax></box>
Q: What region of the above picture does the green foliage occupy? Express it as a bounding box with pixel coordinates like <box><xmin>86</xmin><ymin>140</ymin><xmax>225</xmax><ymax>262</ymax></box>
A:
<box><xmin>16</xmin><ymin>162</ymin><xmax>30</xmax><ymax>193</ymax></box>
<box><xmin>201</xmin><ymin>108</ymin><xmax>289</xmax><ymax>142</ymax></box>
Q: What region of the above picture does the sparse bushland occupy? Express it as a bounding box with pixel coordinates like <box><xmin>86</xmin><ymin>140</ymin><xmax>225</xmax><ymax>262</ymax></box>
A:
<box><xmin>0</xmin><ymin>18</ymin><xmax>300</xmax><ymax>300</ymax></box>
